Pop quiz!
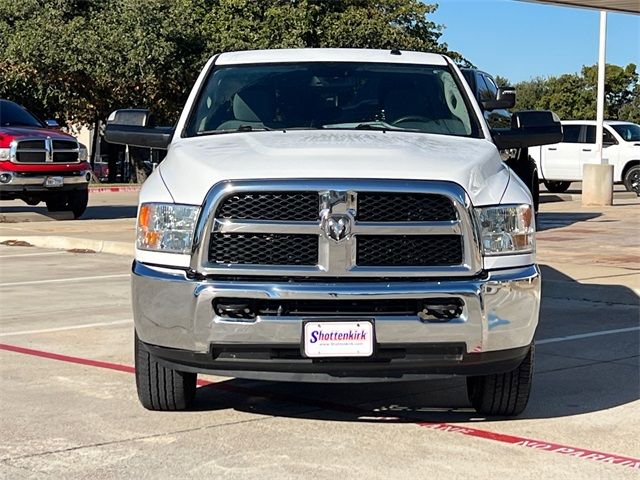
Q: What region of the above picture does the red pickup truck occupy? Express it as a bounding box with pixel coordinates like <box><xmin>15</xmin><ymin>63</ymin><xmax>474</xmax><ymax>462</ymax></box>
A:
<box><xmin>0</xmin><ymin>99</ymin><xmax>91</xmax><ymax>218</ymax></box>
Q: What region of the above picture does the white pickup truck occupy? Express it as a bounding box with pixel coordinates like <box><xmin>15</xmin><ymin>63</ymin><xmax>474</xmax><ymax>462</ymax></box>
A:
<box><xmin>530</xmin><ymin>120</ymin><xmax>640</xmax><ymax>194</ymax></box>
<box><xmin>105</xmin><ymin>48</ymin><xmax>562</xmax><ymax>416</ymax></box>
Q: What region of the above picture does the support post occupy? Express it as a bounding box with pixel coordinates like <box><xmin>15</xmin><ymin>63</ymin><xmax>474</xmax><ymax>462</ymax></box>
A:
<box><xmin>582</xmin><ymin>10</ymin><xmax>613</xmax><ymax>206</ymax></box>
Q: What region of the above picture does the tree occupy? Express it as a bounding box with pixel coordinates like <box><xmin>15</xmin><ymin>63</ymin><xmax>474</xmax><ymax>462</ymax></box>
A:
<box><xmin>618</xmin><ymin>83</ymin><xmax>640</xmax><ymax>124</ymax></box>
<box><xmin>513</xmin><ymin>63</ymin><xmax>638</xmax><ymax>121</ymax></box>
<box><xmin>494</xmin><ymin>75</ymin><xmax>510</xmax><ymax>88</ymax></box>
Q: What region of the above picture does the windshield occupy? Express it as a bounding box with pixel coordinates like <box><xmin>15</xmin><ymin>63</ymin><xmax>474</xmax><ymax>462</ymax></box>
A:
<box><xmin>185</xmin><ymin>62</ymin><xmax>481</xmax><ymax>138</ymax></box>
<box><xmin>611</xmin><ymin>123</ymin><xmax>640</xmax><ymax>142</ymax></box>
<box><xmin>0</xmin><ymin>100</ymin><xmax>44</xmax><ymax>128</ymax></box>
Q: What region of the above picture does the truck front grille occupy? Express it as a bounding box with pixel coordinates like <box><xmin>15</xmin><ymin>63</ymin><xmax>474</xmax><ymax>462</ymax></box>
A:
<box><xmin>200</xmin><ymin>180</ymin><xmax>479</xmax><ymax>277</ymax></box>
<box><xmin>209</xmin><ymin>233</ymin><xmax>318</xmax><ymax>265</ymax></box>
<box><xmin>12</xmin><ymin>138</ymin><xmax>79</xmax><ymax>163</ymax></box>
<box><xmin>218</xmin><ymin>192</ymin><xmax>318</xmax><ymax>220</ymax></box>
<box><xmin>356</xmin><ymin>192</ymin><xmax>457</xmax><ymax>221</ymax></box>
<box><xmin>356</xmin><ymin>235</ymin><xmax>463</xmax><ymax>266</ymax></box>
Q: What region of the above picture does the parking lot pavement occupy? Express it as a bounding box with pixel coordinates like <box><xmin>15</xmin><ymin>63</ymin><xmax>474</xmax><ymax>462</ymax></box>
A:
<box><xmin>1</xmin><ymin>225</ymin><xmax>639</xmax><ymax>478</ymax></box>
<box><xmin>0</xmin><ymin>190</ymin><xmax>139</xmax><ymax>223</ymax></box>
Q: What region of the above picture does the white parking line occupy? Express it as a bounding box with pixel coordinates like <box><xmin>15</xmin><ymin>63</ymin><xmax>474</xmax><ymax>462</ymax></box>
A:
<box><xmin>0</xmin><ymin>251</ymin><xmax>67</xmax><ymax>258</ymax></box>
<box><xmin>0</xmin><ymin>274</ymin><xmax>129</xmax><ymax>287</ymax></box>
<box><xmin>0</xmin><ymin>319</ymin><xmax>133</xmax><ymax>337</ymax></box>
<box><xmin>537</xmin><ymin>326</ymin><xmax>640</xmax><ymax>345</ymax></box>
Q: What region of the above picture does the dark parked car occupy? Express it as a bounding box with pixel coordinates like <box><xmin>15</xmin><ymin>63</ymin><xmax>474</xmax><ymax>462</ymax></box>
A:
<box><xmin>461</xmin><ymin>69</ymin><xmax>540</xmax><ymax>212</ymax></box>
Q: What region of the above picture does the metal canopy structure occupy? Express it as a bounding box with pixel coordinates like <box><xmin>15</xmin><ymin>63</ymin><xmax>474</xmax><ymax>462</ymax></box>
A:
<box><xmin>524</xmin><ymin>0</ymin><xmax>640</xmax><ymax>14</ymax></box>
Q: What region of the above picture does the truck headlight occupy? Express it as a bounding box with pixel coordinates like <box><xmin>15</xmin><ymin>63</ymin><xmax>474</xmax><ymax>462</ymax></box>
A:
<box><xmin>78</xmin><ymin>145</ymin><xmax>89</xmax><ymax>162</ymax></box>
<box><xmin>137</xmin><ymin>203</ymin><xmax>200</xmax><ymax>254</ymax></box>
<box><xmin>475</xmin><ymin>204</ymin><xmax>534</xmax><ymax>255</ymax></box>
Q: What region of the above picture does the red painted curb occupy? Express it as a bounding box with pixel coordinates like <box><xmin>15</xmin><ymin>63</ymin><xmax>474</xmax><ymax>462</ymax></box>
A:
<box><xmin>1</xmin><ymin>342</ymin><xmax>638</xmax><ymax>470</ymax></box>
<box><xmin>89</xmin><ymin>186</ymin><xmax>141</xmax><ymax>193</ymax></box>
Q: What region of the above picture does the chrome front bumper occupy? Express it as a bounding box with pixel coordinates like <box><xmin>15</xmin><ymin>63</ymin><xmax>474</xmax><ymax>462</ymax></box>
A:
<box><xmin>133</xmin><ymin>262</ymin><xmax>540</xmax><ymax>363</ymax></box>
<box><xmin>0</xmin><ymin>171</ymin><xmax>90</xmax><ymax>192</ymax></box>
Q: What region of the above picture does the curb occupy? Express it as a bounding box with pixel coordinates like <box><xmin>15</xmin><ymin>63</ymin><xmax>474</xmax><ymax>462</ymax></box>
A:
<box><xmin>89</xmin><ymin>186</ymin><xmax>141</xmax><ymax>193</ymax></box>
<box><xmin>0</xmin><ymin>235</ymin><xmax>133</xmax><ymax>256</ymax></box>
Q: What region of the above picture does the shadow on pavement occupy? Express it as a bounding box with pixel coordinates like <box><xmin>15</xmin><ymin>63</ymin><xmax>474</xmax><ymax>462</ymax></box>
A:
<box><xmin>0</xmin><ymin>204</ymin><xmax>137</xmax><ymax>220</ymax></box>
<box><xmin>187</xmin><ymin>265</ymin><xmax>638</xmax><ymax>424</ymax></box>
<box><xmin>537</xmin><ymin>211</ymin><xmax>601</xmax><ymax>231</ymax></box>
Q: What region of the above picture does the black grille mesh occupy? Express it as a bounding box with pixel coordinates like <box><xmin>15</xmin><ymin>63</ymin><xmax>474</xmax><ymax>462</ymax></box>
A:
<box><xmin>16</xmin><ymin>152</ymin><xmax>45</xmax><ymax>163</ymax></box>
<box><xmin>209</xmin><ymin>233</ymin><xmax>318</xmax><ymax>265</ymax></box>
<box><xmin>52</xmin><ymin>140</ymin><xmax>77</xmax><ymax>150</ymax></box>
<box><xmin>357</xmin><ymin>193</ymin><xmax>457</xmax><ymax>222</ymax></box>
<box><xmin>53</xmin><ymin>152</ymin><xmax>79</xmax><ymax>163</ymax></box>
<box><xmin>357</xmin><ymin>235</ymin><xmax>463</xmax><ymax>266</ymax></box>
<box><xmin>217</xmin><ymin>192</ymin><xmax>318</xmax><ymax>221</ymax></box>
<box><xmin>17</xmin><ymin>140</ymin><xmax>45</xmax><ymax>149</ymax></box>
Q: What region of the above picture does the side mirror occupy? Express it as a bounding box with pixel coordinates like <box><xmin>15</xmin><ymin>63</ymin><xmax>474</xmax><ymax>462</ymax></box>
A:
<box><xmin>44</xmin><ymin>119</ymin><xmax>60</xmax><ymax>128</ymax></box>
<box><xmin>481</xmin><ymin>86</ymin><xmax>516</xmax><ymax>111</ymax></box>
<box><xmin>493</xmin><ymin>110</ymin><xmax>563</xmax><ymax>150</ymax></box>
<box><xmin>104</xmin><ymin>109</ymin><xmax>173</xmax><ymax>149</ymax></box>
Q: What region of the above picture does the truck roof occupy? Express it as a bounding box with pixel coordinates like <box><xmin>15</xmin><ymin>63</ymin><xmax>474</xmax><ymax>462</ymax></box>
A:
<box><xmin>215</xmin><ymin>48</ymin><xmax>449</xmax><ymax>66</ymax></box>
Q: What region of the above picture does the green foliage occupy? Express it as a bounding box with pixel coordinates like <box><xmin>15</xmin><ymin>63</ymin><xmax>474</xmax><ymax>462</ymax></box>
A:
<box><xmin>494</xmin><ymin>75</ymin><xmax>510</xmax><ymax>88</ymax></box>
<box><xmin>0</xmin><ymin>0</ymin><xmax>461</xmax><ymax>126</ymax></box>
<box><xmin>514</xmin><ymin>63</ymin><xmax>638</xmax><ymax>122</ymax></box>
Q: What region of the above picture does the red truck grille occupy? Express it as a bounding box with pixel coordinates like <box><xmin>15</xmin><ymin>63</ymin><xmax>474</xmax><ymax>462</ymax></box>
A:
<box><xmin>12</xmin><ymin>138</ymin><xmax>79</xmax><ymax>163</ymax></box>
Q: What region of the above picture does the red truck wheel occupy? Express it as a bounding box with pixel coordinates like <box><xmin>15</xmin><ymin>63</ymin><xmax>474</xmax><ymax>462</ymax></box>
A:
<box><xmin>45</xmin><ymin>189</ymin><xmax>88</xmax><ymax>219</ymax></box>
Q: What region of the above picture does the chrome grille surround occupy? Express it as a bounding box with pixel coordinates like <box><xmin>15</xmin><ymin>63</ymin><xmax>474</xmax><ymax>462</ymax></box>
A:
<box><xmin>9</xmin><ymin>137</ymin><xmax>80</xmax><ymax>164</ymax></box>
<box><xmin>192</xmin><ymin>179</ymin><xmax>481</xmax><ymax>278</ymax></box>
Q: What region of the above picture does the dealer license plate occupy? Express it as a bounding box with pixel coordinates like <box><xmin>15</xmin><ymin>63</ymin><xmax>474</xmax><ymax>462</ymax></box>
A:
<box><xmin>44</xmin><ymin>176</ymin><xmax>63</xmax><ymax>188</ymax></box>
<box><xmin>303</xmin><ymin>320</ymin><xmax>374</xmax><ymax>358</ymax></box>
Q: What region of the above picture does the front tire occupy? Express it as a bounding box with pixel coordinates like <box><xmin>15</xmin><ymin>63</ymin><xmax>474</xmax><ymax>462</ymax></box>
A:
<box><xmin>467</xmin><ymin>345</ymin><xmax>534</xmax><ymax>416</ymax></box>
<box><xmin>68</xmin><ymin>189</ymin><xmax>89</xmax><ymax>218</ymax></box>
<box><xmin>135</xmin><ymin>332</ymin><xmax>197</xmax><ymax>411</ymax></box>
<box><xmin>44</xmin><ymin>189</ymin><xmax>89</xmax><ymax>218</ymax></box>
<box><xmin>543</xmin><ymin>180</ymin><xmax>571</xmax><ymax>193</ymax></box>
<box><xmin>623</xmin><ymin>164</ymin><xmax>640</xmax><ymax>195</ymax></box>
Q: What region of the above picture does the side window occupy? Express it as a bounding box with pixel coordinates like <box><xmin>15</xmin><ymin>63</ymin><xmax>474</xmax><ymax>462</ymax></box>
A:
<box><xmin>603</xmin><ymin>129</ymin><xmax>617</xmax><ymax>145</ymax></box>
<box><xmin>476</xmin><ymin>74</ymin><xmax>493</xmax><ymax>102</ymax></box>
<box><xmin>482</xmin><ymin>75</ymin><xmax>498</xmax><ymax>100</ymax></box>
<box><xmin>584</xmin><ymin>125</ymin><xmax>596</xmax><ymax>144</ymax></box>
<box><xmin>562</xmin><ymin>125</ymin><xmax>581</xmax><ymax>143</ymax></box>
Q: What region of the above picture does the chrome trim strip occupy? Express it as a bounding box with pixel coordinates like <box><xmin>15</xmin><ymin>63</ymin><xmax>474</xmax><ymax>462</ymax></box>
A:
<box><xmin>191</xmin><ymin>179</ymin><xmax>481</xmax><ymax>278</ymax></box>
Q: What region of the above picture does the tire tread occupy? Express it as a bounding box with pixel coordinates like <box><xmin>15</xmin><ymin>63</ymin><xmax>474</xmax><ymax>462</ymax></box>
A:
<box><xmin>134</xmin><ymin>332</ymin><xmax>196</xmax><ymax>411</ymax></box>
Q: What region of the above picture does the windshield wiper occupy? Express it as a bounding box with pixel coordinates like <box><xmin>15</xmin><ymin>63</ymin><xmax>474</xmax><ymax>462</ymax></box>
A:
<box><xmin>322</xmin><ymin>121</ymin><xmax>402</xmax><ymax>131</ymax></box>
<box><xmin>197</xmin><ymin>125</ymin><xmax>273</xmax><ymax>135</ymax></box>
<box><xmin>354</xmin><ymin>123</ymin><xmax>387</xmax><ymax>131</ymax></box>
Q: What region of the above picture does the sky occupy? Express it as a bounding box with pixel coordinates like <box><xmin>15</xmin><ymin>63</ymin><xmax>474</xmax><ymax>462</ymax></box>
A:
<box><xmin>431</xmin><ymin>0</ymin><xmax>640</xmax><ymax>83</ymax></box>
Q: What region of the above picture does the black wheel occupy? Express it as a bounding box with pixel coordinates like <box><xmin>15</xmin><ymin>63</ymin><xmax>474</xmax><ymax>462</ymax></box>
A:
<box><xmin>507</xmin><ymin>156</ymin><xmax>539</xmax><ymax>213</ymax></box>
<box><xmin>68</xmin><ymin>189</ymin><xmax>89</xmax><ymax>218</ymax></box>
<box><xmin>543</xmin><ymin>180</ymin><xmax>571</xmax><ymax>193</ymax></box>
<box><xmin>23</xmin><ymin>197</ymin><xmax>40</xmax><ymax>206</ymax></box>
<box><xmin>467</xmin><ymin>345</ymin><xmax>534</xmax><ymax>416</ymax></box>
<box><xmin>44</xmin><ymin>190</ymin><xmax>88</xmax><ymax>218</ymax></box>
<box><xmin>135</xmin><ymin>332</ymin><xmax>197</xmax><ymax>411</ymax></box>
<box><xmin>623</xmin><ymin>164</ymin><xmax>640</xmax><ymax>195</ymax></box>
<box><xmin>45</xmin><ymin>196</ymin><xmax>67</xmax><ymax>212</ymax></box>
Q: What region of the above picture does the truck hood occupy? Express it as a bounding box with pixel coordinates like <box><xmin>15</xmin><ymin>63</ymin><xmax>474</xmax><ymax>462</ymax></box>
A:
<box><xmin>0</xmin><ymin>126</ymin><xmax>74</xmax><ymax>141</ymax></box>
<box><xmin>158</xmin><ymin>130</ymin><xmax>509</xmax><ymax>206</ymax></box>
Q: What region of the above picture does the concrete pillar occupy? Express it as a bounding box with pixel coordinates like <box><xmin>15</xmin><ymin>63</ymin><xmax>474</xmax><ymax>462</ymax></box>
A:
<box><xmin>582</xmin><ymin>164</ymin><xmax>613</xmax><ymax>206</ymax></box>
